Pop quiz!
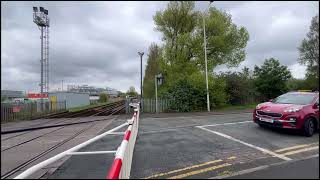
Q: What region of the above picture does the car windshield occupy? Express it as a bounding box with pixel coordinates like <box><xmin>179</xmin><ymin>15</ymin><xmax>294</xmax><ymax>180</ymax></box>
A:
<box><xmin>272</xmin><ymin>93</ymin><xmax>316</xmax><ymax>105</ymax></box>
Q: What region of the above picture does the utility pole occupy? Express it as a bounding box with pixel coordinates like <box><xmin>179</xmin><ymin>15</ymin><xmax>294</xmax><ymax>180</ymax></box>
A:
<box><xmin>203</xmin><ymin>1</ymin><xmax>213</xmax><ymax>112</ymax></box>
<box><xmin>138</xmin><ymin>51</ymin><xmax>144</xmax><ymax>111</ymax></box>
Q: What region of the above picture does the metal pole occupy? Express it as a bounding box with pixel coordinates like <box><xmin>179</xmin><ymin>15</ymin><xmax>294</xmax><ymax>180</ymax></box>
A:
<box><xmin>203</xmin><ymin>14</ymin><xmax>210</xmax><ymax>112</ymax></box>
<box><xmin>155</xmin><ymin>75</ymin><xmax>158</xmax><ymax>113</ymax></box>
<box><xmin>40</xmin><ymin>26</ymin><xmax>44</xmax><ymax>112</ymax></box>
<box><xmin>140</xmin><ymin>55</ymin><xmax>142</xmax><ymax>101</ymax></box>
<box><xmin>138</xmin><ymin>52</ymin><xmax>144</xmax><ymax>112</ymax></box>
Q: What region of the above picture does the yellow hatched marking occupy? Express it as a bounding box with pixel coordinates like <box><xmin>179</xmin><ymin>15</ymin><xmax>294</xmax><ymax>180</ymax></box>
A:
<box><xmin>143</xmin><ymin>159</ymin><xmax>223</xmax><ymax>179</ymax></box>
<box><xmin>167</xmin><ymin>163</ymin><xmax>232</xmax><ymax>179</ymax></box>
<box><xmin>275</xmin><ymin>143</ymin><xmax>319</xmax><ymax>153</ymax></box>
<box><xmin>281</xmin><ymin>146</ymin><xmax>319</xmax><ymax>156</ymax></box>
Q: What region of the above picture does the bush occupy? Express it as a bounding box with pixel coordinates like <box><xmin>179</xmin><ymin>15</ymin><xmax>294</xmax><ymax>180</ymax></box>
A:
<box><xmin>99</xmin><ymin>93</ymin><xmax>109</xmax><ymax>103</ymax></box>
<box><xmin>159</xmin><ymin>72</ymin><xmax>227</xmax><ymax>112</ymax></box>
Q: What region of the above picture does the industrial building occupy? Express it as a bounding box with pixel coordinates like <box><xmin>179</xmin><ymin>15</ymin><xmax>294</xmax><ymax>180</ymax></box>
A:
<box><xmin>1</xmin><ymin>90</ymin><xmax>25</xmax><ymax>102</ymax></box>
<box><xmin>67</xmin><ymin>85</ymin><xmax>119</xmax><ymax>97</ymax></box>
<box><xmin>48</xmin><ymin>91</ymin><xmax>90</xmax><ymax>109</ymax></box>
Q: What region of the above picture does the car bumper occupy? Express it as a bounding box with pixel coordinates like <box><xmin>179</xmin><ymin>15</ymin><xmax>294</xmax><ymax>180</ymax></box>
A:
<box><xmin>253</xmin><ymin>115</ymin><xmax>301</xmax><ymax>129</ymax></box>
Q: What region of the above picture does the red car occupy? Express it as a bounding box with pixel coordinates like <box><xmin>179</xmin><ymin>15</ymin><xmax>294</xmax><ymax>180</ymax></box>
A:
<box><xmin>253</xmin><ymin>91</ymin><xmax>319</xmax><ymax>137</ymax></box>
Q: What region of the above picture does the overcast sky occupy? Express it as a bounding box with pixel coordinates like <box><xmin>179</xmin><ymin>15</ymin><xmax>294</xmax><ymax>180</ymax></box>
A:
<box><xmin>1</xmin><ymin>1</ymin><xmax>319</xmax><ymax>93</ymax></box>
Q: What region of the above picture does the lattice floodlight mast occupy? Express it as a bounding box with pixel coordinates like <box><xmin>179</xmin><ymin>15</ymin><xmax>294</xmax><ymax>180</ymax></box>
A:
<box><xmin>33</xmin><ymin>6</ymin><xmax>50</xmax><ymax>99</ymax></box>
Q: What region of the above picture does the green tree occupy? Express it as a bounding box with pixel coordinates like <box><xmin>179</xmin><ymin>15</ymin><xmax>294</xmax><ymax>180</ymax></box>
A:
<box><xmin>253</xmin><ymin>58</ymin><xmax>292</xmax><ymax>100</ymax></box>
<box><xmin>152</xmin><ymin>1</ymin><xmax>249</xmax><ymax>110</ymax></box>
<box><xmin>126</xmin><ymin>86</ymin><xmax>138</xmax><ymax>97</ymax></box>
<box><xmin>298</xmin><ymin>15</ymin><xmax>319</xmax><ymax>90</ymax></box>
<box><xmin>194</xmin><ymin>7</ymin><xmax>250</xmax><ymax>71</ymax></box>
<box><xmin>143</xmin><ymin>43</ymin><xmax>161</xmax><ymax>98</ymax></box>
<box><xmin>219</xmin><ymin>67</ymin><xmax>257</xmax><ymax>105</ymax></box>
<box><xmin>286</xmin><ymin>78</ymin><xmax>310</xmax><ymax>91</ymax></box>
<box><xmin>99</xmin><ymin>93</ymin><xmax>109</xmax><ymax>103</ymax></box>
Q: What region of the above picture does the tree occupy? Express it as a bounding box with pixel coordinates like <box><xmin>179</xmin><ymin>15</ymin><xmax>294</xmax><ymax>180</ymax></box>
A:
<box><xmin>286</xmin><ymin>78</ymin><xmax>310</xmax><ymax>91</ymax></box>
<box><xmin>143</xmin><ymin>43</ymin><xmax>161</xmax><ymax>98</ymax></box>
<box><xmin>195</xmin><ymin>7</ymin><xmax>250</xmax><ymax>71</ymax></box>
<box><xmin>126</xmin><ymin>86</ymin><xmax>138</xmax><ymax>97</ymax></box>
<box><xmin>152</xmin><ymin>1</ymin><xmax>249</xmax><ymax>110</ymax></box>
<box><xmin>253</xmin><ymin>58</ymin><xmax>292</xmax><ymax>100</ymax></box>
<box><xmin>99</xmin><ymin>93</ymin><xmax>109</xmax><ymax>103</ymax></box>
<box><xmin>219</xmin><ymin>67</ymin><xmax>256</xmax><ymax>105</ymax></box>
<box><xmin>298</xmin><ymin>15</ymin><xmax>319</xmax><ymax>90</ymax></box>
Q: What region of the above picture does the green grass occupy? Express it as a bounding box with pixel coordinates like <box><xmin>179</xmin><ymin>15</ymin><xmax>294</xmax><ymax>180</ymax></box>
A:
<box><xmin>214</xmin><ymin>103</ymin><xmax>257</xmax><ymax>111</ymax></box>
<box><xmin>68</xmin><ymin>102</ymin><xmax>111</xmax><ymax>112</ymax></box>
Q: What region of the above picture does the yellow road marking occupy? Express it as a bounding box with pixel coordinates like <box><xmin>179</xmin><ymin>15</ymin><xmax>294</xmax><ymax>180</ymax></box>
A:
<box><xmin>281</xmin><ymin>146</ymin><xmax>319</xmax><ymax>156</ymax></box>
<box><xmin>167</xmin><ymin>163</ymin><xmax>232</xmax><ymax>179</ymax></box>
<box><xmin>227</xmin><ymin>156</ymin><xmax>236</xmax><ymax>160</ymax></box>
<box><xmin>143</xmin><ymin>159</ymin><xmax>223</xmax><ymax>179</ymax></box>
<box><xmin>275</xmin><ymin>143</ymin><xmax>319</xmax><ymax>153</ymax></box>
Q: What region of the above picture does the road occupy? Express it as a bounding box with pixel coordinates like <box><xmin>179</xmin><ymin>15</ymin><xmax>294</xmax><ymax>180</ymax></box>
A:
<box><xmin>47</xmin><ymin>111</ymin><xmax>319</xmax><ymax>179</ymax></box>
<box><xmin>228</xmin><ymin>155</ymin><xmax>319</xmax><ymax>179</ymax></box>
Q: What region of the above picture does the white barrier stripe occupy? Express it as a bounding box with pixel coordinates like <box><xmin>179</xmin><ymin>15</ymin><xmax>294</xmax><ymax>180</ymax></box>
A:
<box><xmin>109</xmin><ymin>132</ymin><xmax>126</xmax><ymax>135</ymax></box>
<box><xmin>127</xmin><ymin>125</ymin><xmax>133</xmax><ymax>132</ymax></box>
<box><xmin>115</xmin><ymin>140</ymin><xmax>128</xmax><ymax>160</ymax></box>
<box><xmin>14</xmin><ymin>122</ymin><xmax>129</xmax><ymax>179</ymax></box>
<box><xmin>67</xmin><ymin>151</ymin><xmax>117</xmax><ymax>155</ymax></box>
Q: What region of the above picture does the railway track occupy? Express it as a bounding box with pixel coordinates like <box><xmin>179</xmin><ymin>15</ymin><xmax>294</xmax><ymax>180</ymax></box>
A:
<box><xmin>45</xmin><ymin>100</ymin><xmax>125</xmax><ymax>118</ymax></box>
<box><xmin>1</xmin><ymin>101</ymin><xmax>126</xmax><ymax>179</ymax></box>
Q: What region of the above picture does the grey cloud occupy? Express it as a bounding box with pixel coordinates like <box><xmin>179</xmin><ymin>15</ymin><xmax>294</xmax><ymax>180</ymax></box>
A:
<box><xmin>1</xmin><ymin>1</ymin><xmax>318</xmax><ymax>93</ymax></box>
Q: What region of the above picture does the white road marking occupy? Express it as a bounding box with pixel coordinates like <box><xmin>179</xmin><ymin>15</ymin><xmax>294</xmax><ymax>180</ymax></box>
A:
<box><xmin>197</xmin><ymin>126</ymin><xmax>292</xmax><ymax>161</ymax></box>
<box><xmin>197</xmin><ymin>121</ymin><xmax>252</xmax><ymax>128</ymax></box>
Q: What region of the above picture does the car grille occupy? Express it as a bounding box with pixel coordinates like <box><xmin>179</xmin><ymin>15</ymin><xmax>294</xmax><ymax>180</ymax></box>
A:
<box><xmin>256</xmin><ymin>110</ymin><xmax>282</xmax><ymax>118</ymax></box>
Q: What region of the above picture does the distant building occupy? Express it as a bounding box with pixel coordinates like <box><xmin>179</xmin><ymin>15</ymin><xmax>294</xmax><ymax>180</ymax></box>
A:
<box><xmin>49</xmin><ymin>91</ymin><xmax>90</xmax><ymax>109</ymax></box>
<box><xmin>66</xmin><ymin>84</ymin><xmax>119</xmax><ymax>97</ymax></box>
<box><xmin>1</xmin><ymin>90</ymin><xmax>25</xmax><ymax>102</ymax></box>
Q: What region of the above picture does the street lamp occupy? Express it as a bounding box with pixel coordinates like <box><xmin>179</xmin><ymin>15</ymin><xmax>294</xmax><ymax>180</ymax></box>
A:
<box><xmin>138</xmin><ymin>51</ymin><xmax>144</xmax><ymax>110</ymax></box>
<box><xmin>203</xmin><ymin>1</ymin><xmax>213</xmax><ymax>112</ymax></box>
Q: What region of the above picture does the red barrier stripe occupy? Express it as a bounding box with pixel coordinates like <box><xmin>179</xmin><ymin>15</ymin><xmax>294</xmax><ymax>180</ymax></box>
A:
<box><xmin>106</xmin><ymin>158</ymin><xmax>122</xmax><ymax>179</ymax></box>
<box><xmin>123</xmin><ymin>130</ymin><xmax>131</xmax><ymax>141</ymax></box>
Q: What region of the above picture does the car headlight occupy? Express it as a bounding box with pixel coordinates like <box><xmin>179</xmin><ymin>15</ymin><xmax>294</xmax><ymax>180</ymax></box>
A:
<box><xmin>284</xmin><ymin>107</ymin><xmax>302</xmax><ymax>113</ymax></box>
<box><xmin>256</xmin><ymin>104</ymin><xmax>262</xmax><ymax>109</ymax></box>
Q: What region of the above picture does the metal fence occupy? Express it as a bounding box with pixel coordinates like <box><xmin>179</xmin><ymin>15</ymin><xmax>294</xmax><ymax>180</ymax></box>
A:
<box><xmin>142</xmin><ymin>98</ymin><xmax>171</xmax><ymax>113</ymax></box>
<box><xmin>1</xmin><ymin>101</ymin><xmax>66</xmax><ymax>123</ymax></box>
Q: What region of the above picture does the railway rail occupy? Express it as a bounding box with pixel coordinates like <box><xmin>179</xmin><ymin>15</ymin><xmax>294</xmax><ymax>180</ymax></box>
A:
<box><xmin>1</xmin><ymin>100</ymin><xmax>126</xmax><ymax>179</ymax></box>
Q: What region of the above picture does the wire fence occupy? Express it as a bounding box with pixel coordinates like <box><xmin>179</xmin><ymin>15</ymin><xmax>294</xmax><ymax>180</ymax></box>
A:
<box><xmin>1</xmin><ymin>101</ymin><xmax>66</xmax><ymax>123</ymax></box>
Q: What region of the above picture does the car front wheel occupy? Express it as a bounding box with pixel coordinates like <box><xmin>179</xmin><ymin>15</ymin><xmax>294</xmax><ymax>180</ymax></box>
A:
<box><xmin>303</xmin><ymin>118</ymin><xmax>315</xmax><ymax>137</ymax></box>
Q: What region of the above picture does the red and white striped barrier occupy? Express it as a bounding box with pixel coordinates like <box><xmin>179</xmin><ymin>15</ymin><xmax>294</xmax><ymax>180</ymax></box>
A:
<box><xmin>14</xmin><ymin>103</ymin><xmax>140</xmax><ymax>179</ymax></box>
<box><xmin>107</xmin><ymin>105</ymin><xmax>139</xmax><ymax>179</ymax></box>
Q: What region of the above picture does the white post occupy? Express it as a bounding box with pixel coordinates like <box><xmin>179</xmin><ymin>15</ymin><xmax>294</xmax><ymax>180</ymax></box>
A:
<box><xmin>203</xmin><ymin>5</ymin><xmax>211</xmax><ymax>112</ymax></box>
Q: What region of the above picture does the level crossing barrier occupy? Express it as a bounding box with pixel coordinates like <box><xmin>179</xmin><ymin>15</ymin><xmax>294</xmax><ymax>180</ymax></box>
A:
<box><xmin>14</xmin><ymin>103</ymin><xmax>140</xmax><ymax>179</ymax></box>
